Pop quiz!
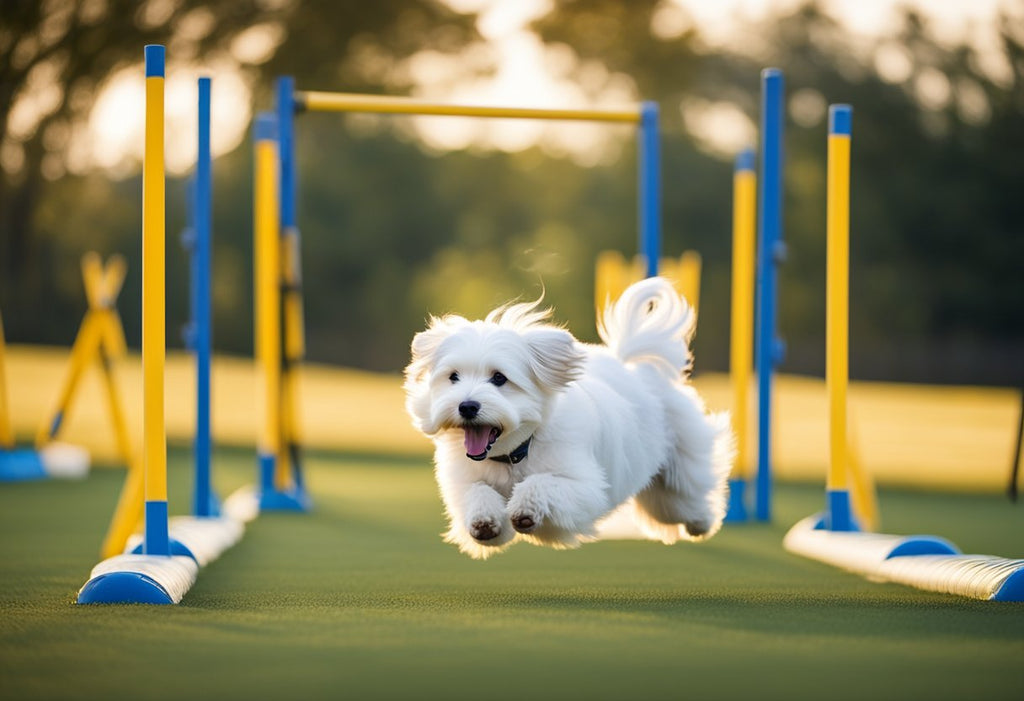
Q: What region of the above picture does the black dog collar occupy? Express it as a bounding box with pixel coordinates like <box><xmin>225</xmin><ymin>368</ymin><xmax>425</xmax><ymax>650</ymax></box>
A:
<box><xmin>489</xmin><ymin>436</ymin><xmax>532</xmax><ymax>465</ymax></box>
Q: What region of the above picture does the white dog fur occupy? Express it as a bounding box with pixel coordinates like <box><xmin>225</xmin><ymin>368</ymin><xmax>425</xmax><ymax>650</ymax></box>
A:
<box><xmin>403</xmin><ymin>277</ymin><xmax>734</xmax><ymax>559</ymax></box>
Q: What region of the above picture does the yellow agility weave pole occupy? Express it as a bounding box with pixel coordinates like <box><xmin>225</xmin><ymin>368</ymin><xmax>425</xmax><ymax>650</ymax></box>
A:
<box><xmin>32</xmin><ymin>252</ymin><xmax>141</xmax><ymax>556</ymax></box>
<box><xmin>726</xmin><ymin>149</ymin><xmax>756</xmax><ymax>519</ymax></box>
<box><xmin>142</xmin><ymin>44</ymin><xmax>170</xmax><ymax>554</ymax></box>
<box><xmin>253</xmin><ymin>114</ymin><xmax>286</xmax><ymax>493</ymax></box>
<box><xmin>299</xmin><ymin>91</ymin><xmax>642</xmax><ymax>123</ymax></box>
<box><xmin>825</xmin><ymin>105</ymin><xmax>853</xmax><ymax>529</ymax></box>
<box><xmin>0</xmin><ymin>310</ymin><xmax>12</xmax><ymax>449</ymax></box>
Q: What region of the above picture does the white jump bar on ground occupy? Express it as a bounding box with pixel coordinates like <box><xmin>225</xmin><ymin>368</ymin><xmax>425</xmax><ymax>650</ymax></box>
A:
<box><xmin>784</xmin><ymin>516</ymin><xmax>1024</xmax><ymax>601</ymax></box>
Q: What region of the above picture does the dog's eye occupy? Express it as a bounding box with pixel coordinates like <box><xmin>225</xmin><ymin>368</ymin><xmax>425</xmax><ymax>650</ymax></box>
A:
<box><xmin>449</xmin><ymin>372</ymin><xmax>459</xmax><ymax>383</ymax></box>
<box><xmin>490</xmin><ymin>372</ymin><xmax>507</xmax><ymax>387</ymax></box>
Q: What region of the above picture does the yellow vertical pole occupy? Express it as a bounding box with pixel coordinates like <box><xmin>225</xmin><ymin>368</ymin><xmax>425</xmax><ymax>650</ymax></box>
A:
<box><xmin>0</xmin><ymin>309</ymin><xmax>13</xmax><ymax>449</ymax></box>
<box><xmin>677</xmin><ymin>250</ymin><xmax>702</xmax><ymax>316</ymax></box>
<box><xmin>254</xmin><ymin>114</ymin><xmax>284</xmax><ymax>492</ymax></box>
<box><xmin>142</xmin><ymin>45</ymin><xmax>169</xmax><ymax>554</ymax></box>
<box><xmin>730</xmin><ymin>150</ymin><xmax>757</xmax><ymax>492</ymax></box>
<box><xmin>826</xmin><ymin>104</ymin><xmax>854</xmax><ymax>531</ymax></box>
<box><xmin>594</xmin><ymin>250</ymin><xmax>626</xmax><ymax>313</ymax></box>
<box><xmin>35</xmin><ymin>256</ymin><xmax>104</xmax><ymax>447</ymax></box>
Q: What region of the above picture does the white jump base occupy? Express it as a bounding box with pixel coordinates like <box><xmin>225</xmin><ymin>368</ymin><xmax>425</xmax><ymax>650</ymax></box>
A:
<box><xmin>126</xmin><ymin>515</ymin><xmax>244</xmax><ymax>567</ymax></box>
<box><xmin>784</xmin><ymin>515</ymin><xmax>1024</xmax><ymax>602</ymax></box>
<box><xmin>222</xmin><ymin>484</ymin><xmax>261</xmax><ymax>523</ymax></box>
<box><xmin>81</xmin><ymin>514</ymin><xmax>245</xmax><ymax>605</ymax></box>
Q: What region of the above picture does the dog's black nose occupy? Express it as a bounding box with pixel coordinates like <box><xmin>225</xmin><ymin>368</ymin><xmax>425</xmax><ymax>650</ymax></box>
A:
<box><xmin>458</xmin><ymin>400</ymin><xmax>481</xmax><ymax>419</ymax></box>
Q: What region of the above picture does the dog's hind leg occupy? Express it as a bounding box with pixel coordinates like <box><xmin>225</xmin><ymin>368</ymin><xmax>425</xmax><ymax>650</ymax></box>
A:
<box><xmin>634</xmin><ymin>404</ymin><xmax>734</xmax><ymax>541</ymax></box>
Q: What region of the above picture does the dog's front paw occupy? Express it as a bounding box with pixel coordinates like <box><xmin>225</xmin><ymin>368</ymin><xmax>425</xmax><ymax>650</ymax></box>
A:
<box><xmin>510</xmin><ymin>511</ymin><xmax>541</xmax><ymax>534</ymax></box>
<box><xmin>469</xmin><ymin>516</ymin><xmax>502</xmax><ymax>542</ymax></box>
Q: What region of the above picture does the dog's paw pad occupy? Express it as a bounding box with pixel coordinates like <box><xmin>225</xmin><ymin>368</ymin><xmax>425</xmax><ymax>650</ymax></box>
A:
<box><xmin>683</xmin><ymin>519</ymin><xmax>713</xmax><ymax>538</ymax></box>
<box><xmin>470</xmin><ymin>518</ymin><xmax>501</xmax><ymax>541</ymax></box>
<box><xmin>511</xmin><ymin>513</ymin><xmax>539</xmax><ymax>534</ymax></box>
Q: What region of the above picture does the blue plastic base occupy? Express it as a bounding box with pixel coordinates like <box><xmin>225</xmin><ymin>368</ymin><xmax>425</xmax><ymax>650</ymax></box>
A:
<box><xmin>0</xmin><ymin>449</ymin><xmax>47</xmax><ymax>482</ymax></box>
<box><xmin>77</xmin><ymin>571</ymin><xmax>175</xmax><ymax>605</ymax></box>
<box><xmin>994</xmin><ymin>568</ymin><xmax>1024</xmax><ymax>602</ymax></box>
<box><xmin>257</xmin><ymin>451</ymin><xmax>311</xmax><ymax>512</ymax></box>
<box><xmin>129</xmin><ymin>538</ymin><xmax>197</xmax><ymax>562</ymax></box>
<box><xmin>258</xmin><ymin>487</ymin><xmax>312</xmax><ymax>512</ymax></box>
<box><xmin>824</xmin><ymin>489</ymin><xmax>858</xmax><ymax>532</ymax></box>
<box><xmin>724</xmin><ymin>479</ymin><xmax>748</xmax><ymax>522</ymax></box>
<box><xmin>884</xmin><ymin>535</ymin><xmax>959</xmax><ymax>558</ymax></box>
<box><xmin>192</xmin><ymin>492</ymin><xmax>222</xmax><ymax>519</ymax></box>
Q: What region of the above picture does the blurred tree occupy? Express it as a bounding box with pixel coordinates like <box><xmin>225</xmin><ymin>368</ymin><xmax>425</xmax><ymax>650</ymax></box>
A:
<box><xmin>531</xmin><ymin>0</ymin><xmax>1024</xmax><ymax>385</ymax></box>
<box><xmin>2</xmin><ymin>0</ymin><xmax>1021</xmax><ymax>385</ymax></box>
<box><xmin>0</xmin><ymin>0</ymin><xmax>478</xmax><ymax>343</ymax></box>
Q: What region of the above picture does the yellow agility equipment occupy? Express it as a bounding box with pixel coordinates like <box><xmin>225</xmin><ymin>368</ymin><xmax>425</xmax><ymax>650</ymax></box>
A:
<box><xmin>253</xmin><ymin>113</ymin><xmax>287</xmax><ymax>494</ymax></box>
<box><xmin>594</xmin><ymin>251</ymin><xmax>701</xmax><ymax>318</ymax></box>
<box><xmin>784</xmin><ymin>108</ymin><xmax>1022</xmax><ymax>599</ymax></box>
<box><xmin>726</xmin><ymin>149</ymin><xmax>757</xmax><ymax>519</ymax></box>
<box><xmin>826</xmin><ymin>114</ymin><xmax>851</xmax><ymax>504</ymax></box>
<box><xmin>141</xmin><ymin>45</ymin><xmax>170</xmax><ymax>554</ymax></box>
<box><xmin>0</xmin><ymin>310</ymin><xmax>11</xmax><ymax>450</ymax></box>
<box><xmin>34</xmin><ymin>253</ymin><xmax>142</xmax><ymax>556</ymax></box>
<box><xmin>0</xmin><ymin>308</ymin><xmax>91</xmax><ymax>481</ymax></box>
<box><xmin>298</xmin><ymin>91</ymin><xmax>642</xmax><ymax>124</ymax></box>
<box><xmin>36</xmin><ymin>254</ymin><xmax>130</xmax><ymax>452</ymax></box>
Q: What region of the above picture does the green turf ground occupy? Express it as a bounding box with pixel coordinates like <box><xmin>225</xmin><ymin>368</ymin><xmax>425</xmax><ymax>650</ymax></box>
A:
<box><xmin>1</xmin><ymin>448</ymin><xmax>1022</xmax><ymax>701</ymax></box>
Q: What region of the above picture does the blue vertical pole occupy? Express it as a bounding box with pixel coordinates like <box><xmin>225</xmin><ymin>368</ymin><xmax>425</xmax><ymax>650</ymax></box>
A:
<box><xmin>193</xmin><ymin>76</ymin><xmax>213</xmax><ymax>518</ymax></box>
<box><xmin>274</xmin><ymin>76</ymin><xmax>306</xmax><ymax>497</ymax></box>
<box><xmin>755</xmin><ymin>68</ymin><xmax>785</xmax><ymax>522</ymax></box>
<box><xmin>638</xmin><ymin>101</ymin><xmax>661</xmax><ymax>277</ymax></box>
<box><xmin>276</xmin><ymin>77</ymin><xmax>297</xmax><ymax>236</ymax></box>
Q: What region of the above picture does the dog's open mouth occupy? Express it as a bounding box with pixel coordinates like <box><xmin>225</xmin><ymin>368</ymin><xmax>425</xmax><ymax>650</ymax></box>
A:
<box><xmin>464</xmin><ymin>425</ymin><xmax>501</xmax><ymax>461</ymax></box>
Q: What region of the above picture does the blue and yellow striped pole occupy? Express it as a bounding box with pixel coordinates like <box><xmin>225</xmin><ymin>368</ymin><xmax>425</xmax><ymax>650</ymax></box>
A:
<box><xmin>142</xmin><ymin>45</ymin><xmax>169</xmax><ymax>555</ymax></box>
<box><xmin>825</xmin><ymin>104</ymin><xmax>855</xmax><ymax>532</ymax></box>
<box><xmin>726</xmin><ymin>148</ymin><xmax>757</xmax><ymax>521</ymax></box>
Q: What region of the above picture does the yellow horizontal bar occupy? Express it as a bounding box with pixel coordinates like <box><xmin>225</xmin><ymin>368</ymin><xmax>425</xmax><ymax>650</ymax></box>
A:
<box><xmin>298</xmin><ymin>91</ymin><xmax>642</xmax><ymax>124</ymax></box>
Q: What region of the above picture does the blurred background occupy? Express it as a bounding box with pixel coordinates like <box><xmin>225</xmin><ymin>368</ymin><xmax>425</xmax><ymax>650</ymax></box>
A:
<box><xmin>1</xmin><ymin>0</ymin><xmax>1021</xmax><ymax>386</ymax></box>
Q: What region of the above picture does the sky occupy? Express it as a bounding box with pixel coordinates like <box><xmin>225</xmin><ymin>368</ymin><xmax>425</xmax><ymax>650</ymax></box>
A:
<box><xmin>74</xmin><ymin>0</ymin><xmax>1020</xmax><ymax>177</ymax></box>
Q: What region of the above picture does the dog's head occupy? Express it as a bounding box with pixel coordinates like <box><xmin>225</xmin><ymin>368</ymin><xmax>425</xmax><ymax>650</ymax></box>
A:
<box><xmin>403</xmin><ymin>299</ymin><xmax>585</xmax><ymax>460</ymax></box>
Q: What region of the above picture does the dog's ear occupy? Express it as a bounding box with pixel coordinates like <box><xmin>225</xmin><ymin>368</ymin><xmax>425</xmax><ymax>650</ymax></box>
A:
<box><xmin>523</xmin><ymin>327</ymin><xmax>585</xmax><ymax>392</ymax></box>
<box><xmin>405</xmin><ymin>315</ymin><xmax>465</xmax><ymax>385</ymax></box>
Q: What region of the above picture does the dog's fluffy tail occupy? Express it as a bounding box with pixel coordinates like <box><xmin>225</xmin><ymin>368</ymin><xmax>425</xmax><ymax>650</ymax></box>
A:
<box><xmin>598</xmin><ymin>277</ymin><xmax>695</xmax><ymax>378</ymax></box>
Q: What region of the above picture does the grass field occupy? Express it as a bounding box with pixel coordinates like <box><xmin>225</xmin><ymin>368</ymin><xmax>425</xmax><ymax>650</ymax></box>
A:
<box><xmin>1</xmin><ymin>447</ymin><xmax>1022</xmax><ymax>701</ymax></box>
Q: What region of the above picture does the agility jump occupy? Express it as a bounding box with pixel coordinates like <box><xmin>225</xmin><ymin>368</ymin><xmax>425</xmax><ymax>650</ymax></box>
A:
<box><xmin>78</xmin><ymin>47</ymin><xmax>242</xmax><ymax>604</ymax></box>
<box><xmin>783</xmin><ymin>104</ymin><xmax>1024</xmax><ymax>602</ymax></box>
<box><xmin>247</xmin><ymin>78</ymin><xmax>667</xmax><ymax>512</ymax></box>
<box><xmin>285</xmin><ymin>82</ymin><xmax>662</xmax><ymax>273</ymax></box>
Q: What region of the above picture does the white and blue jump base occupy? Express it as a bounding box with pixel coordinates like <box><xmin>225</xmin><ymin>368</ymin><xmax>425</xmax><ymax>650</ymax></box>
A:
<box><xmin>78</xmin><ymin>51</ymin><xmax>247</xmax><ymax>605</ymax></box>
<box><xmin>78</xmin><ymin>553</ymin><xmax>198</xmax><ymax>604</ymax></box>
<box><xmin>784</xmin><ymin>515</ymin><xmax>1024</xmax><ymax>602</ymax></box>
<box><xmin>79</xmin><ymin>515</ymin><xmax>243</xmax><ymax>604</ymax></box>
<box><xmin>0</xmin><ymin>442</ymin><xmax>89</xmax><ymax>482</ymax></box>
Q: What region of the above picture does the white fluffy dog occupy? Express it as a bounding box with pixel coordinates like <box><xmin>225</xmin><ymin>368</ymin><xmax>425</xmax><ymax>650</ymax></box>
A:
<box><xmin>403</xmin><ymin>277</ymin><xmax>734</xmax><ymax>559</ymax></box>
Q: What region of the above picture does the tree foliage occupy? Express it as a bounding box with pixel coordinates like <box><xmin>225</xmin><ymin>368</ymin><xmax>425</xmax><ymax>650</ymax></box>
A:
<box><xmin>1</xmin><ymin>0</ymin><xmax>1020</xmax><ymax>385</ymax></box>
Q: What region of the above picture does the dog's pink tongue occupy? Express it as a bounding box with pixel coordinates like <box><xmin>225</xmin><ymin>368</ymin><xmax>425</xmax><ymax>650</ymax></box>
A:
<box><xmin>464</xmin><ymin>426</ymin><xmax>496</xmax><ymax>457</ymax></box>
